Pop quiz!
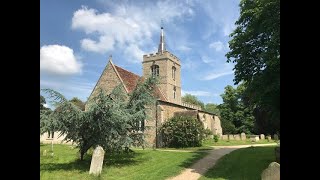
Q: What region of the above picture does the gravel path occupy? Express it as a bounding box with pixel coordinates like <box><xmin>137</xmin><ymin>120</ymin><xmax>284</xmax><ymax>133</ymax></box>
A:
<box><xmin>166</xmin><ymin>143</ymin><xmax>277</xmax><ymax>180</ymax></box>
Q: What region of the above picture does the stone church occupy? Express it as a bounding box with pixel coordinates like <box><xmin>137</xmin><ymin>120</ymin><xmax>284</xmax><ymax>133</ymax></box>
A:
<box><xmin>87</xmin><ymin>27</ymin><xmax>222</xmax><ymax>147</ymax></box>
<box><xmin>41</xmin><ymin>27</ymin><xmax>222</xmax><ymax>147</ymax></box>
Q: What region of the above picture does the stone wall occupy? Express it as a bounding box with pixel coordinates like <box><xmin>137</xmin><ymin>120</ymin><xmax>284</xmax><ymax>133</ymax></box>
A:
<box><xmin>40</xmin><ymin>131</ymin><xmax>73</xmax><ymax>145</ymax></box>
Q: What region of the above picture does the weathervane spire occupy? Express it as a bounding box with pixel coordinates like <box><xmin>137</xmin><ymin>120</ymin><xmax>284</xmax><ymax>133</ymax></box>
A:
<box><xmin>158</xmin><ymin>20</ymin><xmax>166</xmax><ymax>54</ymax></box>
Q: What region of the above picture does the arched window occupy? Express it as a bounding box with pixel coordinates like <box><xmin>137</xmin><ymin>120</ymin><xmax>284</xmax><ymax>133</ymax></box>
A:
<box><xmin>173</xmin><ymin>87</ymin><xmax>176</xmax><ymax>99</ymax></box>
<box><xmin>151</xmin><ymin>65</ymin><xmax>159</xmax><ymax>77</ymax></box>
<box><xmin>172</xmin><ymin>66</ymin><xmax>176</xmax><ymax>80</ymax></box>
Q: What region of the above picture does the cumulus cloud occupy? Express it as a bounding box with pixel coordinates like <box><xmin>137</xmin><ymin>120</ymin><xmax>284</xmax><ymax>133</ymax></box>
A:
<box><xmin>71</xmin><ymin>2</ymin><xmax>194</xmax><ymax>63</ymax></box>
<box><xmin>40</xmin><ymin>45</ymin><xmax>82</xmax><ymax>75</ymax></box>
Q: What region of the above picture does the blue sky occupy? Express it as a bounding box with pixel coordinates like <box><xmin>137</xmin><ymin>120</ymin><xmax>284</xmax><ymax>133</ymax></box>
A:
<box><xmin>40</xmin><ymin>0</ymin><xmax>240</xmax><ymax>107</ymax></box>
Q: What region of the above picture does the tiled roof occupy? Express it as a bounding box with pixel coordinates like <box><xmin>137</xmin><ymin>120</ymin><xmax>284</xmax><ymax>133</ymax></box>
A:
<box><xmin>114</xmin><ymin>65</ymin><xmax>140</xmax><ymax>93</ymax></box>
<box><xmin>114</xmin><ymin>65</ymin><xmax>166</xmax><ymax>101</ymax></box>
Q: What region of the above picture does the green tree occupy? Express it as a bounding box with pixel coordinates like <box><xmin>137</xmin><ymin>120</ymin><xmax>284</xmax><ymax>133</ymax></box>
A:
<box><xmin>160</xmin><ymin>116</ymin><xmax>205</xmax><ymax>148</ymax></box>
<box><xmin>182</xmin><ymin>94</ymin><xmax>204</xmax><ymax>109</ymax></box>
<box><xmin>69</xmin><ymin>97</ymin><xmax>86</xmax><ymax>111</ymax></box>
<box><xmin>218</xmin><ymin>84</ymin><xmax>254</xmax><ymax>134</ymax></box>
<box><xmin>41</xmin><ymin>77</ymin><xmax>157</xmax><ymax>160</ymax></box>
<box><xmin>204</xmin><ymin>103</ymin><xmax>220</xmax><ymax>116</ymax></box>
<box><xmin>226</xmin><ymin>0</ymin><xmax>280</xmax><ymax>133</ymax></box>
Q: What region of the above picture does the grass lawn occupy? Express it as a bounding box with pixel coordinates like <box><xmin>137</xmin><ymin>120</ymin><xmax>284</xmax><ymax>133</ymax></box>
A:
<box><xmin>203</xmin><ymin>139</ymin><xmax>277</xmax><ymax>146</ymax></box>
<box><xmin>40</xmin><ymin>144</ymin><xmax>209</xmax><ymax>180</ymax></box>
<box><xmin>199</xmin><ymin>146</ymin><xmax>277</xmax><ymax>180</ymax></box>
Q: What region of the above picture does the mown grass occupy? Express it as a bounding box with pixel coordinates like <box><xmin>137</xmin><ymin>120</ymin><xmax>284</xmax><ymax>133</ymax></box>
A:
<box><xmin>199</xmin><ymin>146</ymin><xmax>277</xmax><ymax>180</ymax></box>
<box><xmin>40</xmin><ymin>144</ymin><xmax>209</xmax><ymax>180</ymax></box>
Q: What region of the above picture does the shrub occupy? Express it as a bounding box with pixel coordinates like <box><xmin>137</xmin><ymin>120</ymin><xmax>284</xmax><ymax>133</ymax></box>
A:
<box><xmin>213</xmin><ymin>135</ymin><xmax>219</xmax><ymax>143</ymax></box>
<box><xmin>204</xmin><ymin>128</ymin><xmax>213</xmax><ymax>139</ymax></box>
<box><xmin>160</xmin><ymin>116</ymin><xmax>205</xmax><ymax>148</ymax></box>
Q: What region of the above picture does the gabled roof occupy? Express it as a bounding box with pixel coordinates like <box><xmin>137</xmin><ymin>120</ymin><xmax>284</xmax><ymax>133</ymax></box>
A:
<box><xmin>114</xmin><ymin>65</ymin><xmax>140</xmax><ymax>93</ymax></box>
<box><xmin>112</xmin><ymin>63</ymin><xmax>167</xmax><ymax>101</ymax></box>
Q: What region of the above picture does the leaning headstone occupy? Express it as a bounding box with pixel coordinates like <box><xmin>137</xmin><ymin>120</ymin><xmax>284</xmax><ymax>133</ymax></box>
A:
<box><xmin>267</xmin><ymin>136</ymin><xmax>272</xmax><ymax>141</ymax></box>
<box><xmin>228</xmin><ymin>134</ymin><xmax>234</xmax><ymax>140</ymax></box>
<box><xmin>260</xmin><ymin>134</ymin><xmax>265</xmax><ymax>140</ymax></box>
<box><xmin>240</xmin><ymin>133</ymin><xmax>246</xmax><ymax>140</ymax></box>
<box><xmin>222</xmin><ymin>135</ymin><xmax>228</xmax><ymax>140</ymax></box>
<box><xmin>273</xmin><ymin>134</ymin><xmax>279</xmax><ymax>141</ymax></box>
<box><xmin>261</xmin><ymin>162</ymin><xmax>280</xmax><ymax>180</ymax></box>
<box><xmin>89</xmin><ymin>146</ymin><xmax>105</xmax><ymax>176</ymax></box>
<box><xmin>234</xmin><ymin>134</ymin><xmax>241</xmax><ymax>141</ymax></box>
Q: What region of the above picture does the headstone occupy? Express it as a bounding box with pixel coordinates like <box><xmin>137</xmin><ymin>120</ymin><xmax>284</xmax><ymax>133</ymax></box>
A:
<box><xmin>260</xmin><ymin>134</ymin><xmax>265</xmax><ymax>140</ymax></box>
<box><xmin>261</xmin><ymin>162</ymin><xmax>280</xmax><ymax>180</ymax></box>
<box><xmin>251</xmin><ymin>136</ymin><xmax>259</xmax><ymax>142</ymax></box>
<box><xmin>89</xmin><ymin>146</ymin><xmax>105</xmax><ymax>176</ymax></box>
<box><xmin>240</xmin><ymin>133</ymin><xmax>246</xmax><ymax>140</ymax></box>
<box><xmin>254</xmin><ymin>136</ymin><xmax>260</xmax><ymax>142</ymax></box>
<box><xmin>43</xmin><ymin>150</ymin><xmax>47</xmax><ymax>156</ymax></box>
<box><xmin>228</xmin><ymin>134</ymin><xmax>234</xmax><ymax>140</ymax></box>
<box><xmin>273</xmin><ymin>134</ymin><xmax>279</xmax><ymax>141</ymax></box>
<box><xmin>222</xmin><ymin>135</ymin><xmax>228</xmax><ymax>140</ymax></box>
<box><xmin>234</xmin><ymin>134</ymin><xmax>241</xmax><ymax>141</ymax></box>
<box><xmin>209</xmin><ymin>135</ymin><xmax>214</xmax><ymax>139</ymax></box>
<box><xmin>267</xmin><ymin>136</ymin><xmax>272</xmax><ymax>141</ymax></box>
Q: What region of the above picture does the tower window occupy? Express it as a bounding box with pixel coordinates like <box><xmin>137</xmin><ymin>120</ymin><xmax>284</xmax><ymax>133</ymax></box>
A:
<box><xmin>172</xmin><ymin>66</ymin><xmax>176</xmax><ymax>80</ymax></box>
<box><xmin>173</xmin><ymin>87</ymin><xmax>176</xmax><ymax>99</ymax></box>
<box><xmin>151</xmin><ymin>65</ymin><xmax>159</xmax><ymax>77</ymax></box>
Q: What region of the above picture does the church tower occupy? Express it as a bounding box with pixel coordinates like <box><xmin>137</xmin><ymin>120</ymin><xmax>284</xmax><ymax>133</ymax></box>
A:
<box><xmin>142</xmin><ymin>27</ymin><xmax>182</xmax><ymax>104</ymax></box>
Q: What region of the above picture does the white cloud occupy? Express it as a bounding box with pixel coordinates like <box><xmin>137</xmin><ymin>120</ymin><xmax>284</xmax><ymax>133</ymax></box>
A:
<box><xmin>201</xmin><ymin>63</ymin><xmax>235</xmax><ymax>80</ymax></box>
<box><xmin>209</xmin><ymin>41</ymin><xmax>225</xmax><ymax>51</ymax></box>
<box><xmin>177</xmin><ymin>45</ymin><xmax>192</xmax><ymax>52</ymax></box>
<box><xmin>71</xmin><ymin>2</ymin><xmax>194</xmax><ymax>63</ymax></box>
<box><xmin>40</xmin><ymin>79</ymin><xmax>94</xmax><ymax>101</ymax></box>
<box><xmin>202</xmin><ymin>71</ymin><xmax>233</xmax><ymax>80</ymax></box>
<box><xmin>182</xmin><ymin>90</ymin><xmax>212</xmax><ymax>97</ymax></box>
<box><xmin>40</xmin><ymin>45</ymin><xmax>82</xmax><ymax>75</ymax></box>
<box><xmin>43</xmin><ymin>104</ymin><xmax>49</xmax><ymax>108</ymax></box>
<box><xmin>198</xmin><ymin>0</ymin><xmax>240</xmax><ymax>37</ymax></box>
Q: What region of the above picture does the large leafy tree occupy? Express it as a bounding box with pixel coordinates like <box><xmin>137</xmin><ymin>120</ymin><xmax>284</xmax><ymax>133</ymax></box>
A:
<box><xmin>41</xmin><ymin>77</ymin><xmax>157</xmax><ymax>160</ymax></box>
<box><xmin>181</xmin><ymin>94</ymin><xmax>205</xmax><ymax>109</ymax></box>
<box><xmin>204</xmin><ymin>103</ymin><xmax>220</xmax><ymax>116</ymax></box>
<box><xmin>218</xmin><ymin>84</ymin><xmax>254</xmax><ymax>134</ymax></box>
<box><xmin>226</xmin><ymin>0</ymin><xmax>280</xmax><ymax>133</ymax></box>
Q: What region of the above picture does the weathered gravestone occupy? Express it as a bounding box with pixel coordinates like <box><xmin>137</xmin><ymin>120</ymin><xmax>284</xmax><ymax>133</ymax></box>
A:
<box><xmin>240</xmin><ymin>133</ymin><xmax>246</xmax><ymax>140</ymax></box>
<box><xmin>89</xmin><ymin>146</ymin><xmax>105</xmax><ymax>176</ymax></box>
<box><xmin>267</xmin><ymin>136</ymin><xmax>272</xmax><ymax>141</ymax></box>
<box><xmin>273</xmin><ymin>134</ymin><xmax>279</xmax><ymax>141</ymax></box>
<box><xmin>43</xmin><ymin>150</ymin><xmax>47</xmax><ymax>156</ymax></box>
<box><xmin>228</xmin><ymin>134</ymin><xmax>234</xmax><ymax>140</ymax></box>
<box><xmin>261</xmin><ymin>162</ymin><xmax>280</xmax><ymax>180</ymax></box>
<box><xmin>234</xmin><ymin>134</ymin><xmax>241</xmax><ymax>140</ymax></box>
<box><xmin>260</xmin><ymin>134</ymin><xmax>265</xmax><ymax>140</ymax></box>
<box><xmin>254</xmin><ymin>136</ymin><xmax>259</xmax><ymax>142</ymax></box>
<box><xmin>222</xmin><ymin>135</ymin><xmax>228</xmax><ymax>140</ymax></box>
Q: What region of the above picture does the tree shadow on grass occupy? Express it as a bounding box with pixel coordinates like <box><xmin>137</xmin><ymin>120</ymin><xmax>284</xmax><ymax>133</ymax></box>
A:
<box><xmin>40</xmin><ymin>151</ymin><xmax>144</xmax><ymax>172</ymax></box>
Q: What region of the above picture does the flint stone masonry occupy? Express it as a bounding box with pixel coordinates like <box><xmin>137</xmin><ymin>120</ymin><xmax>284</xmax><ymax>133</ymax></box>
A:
<box><xmin>228</xmin><ymin>135</ymin><xmax>234</xmax><ymax>140</ymax></box>
<box><xmin>234</xmin><ymin>134</ymin><xmax>241</xmax><ymax>141</ymax></box>
<box><xmin>222</xmin><ymin>135</ymin><xmax>228</xmax><ymax>140</ymax></box>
